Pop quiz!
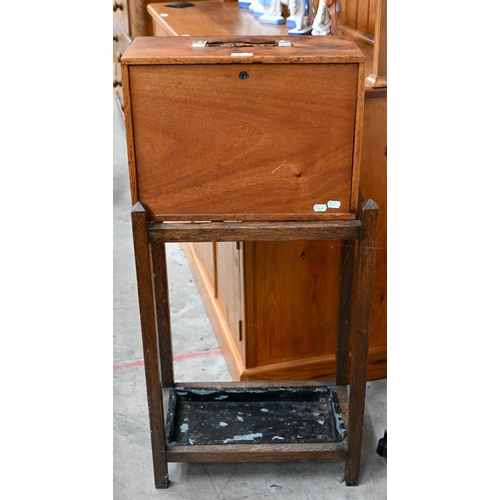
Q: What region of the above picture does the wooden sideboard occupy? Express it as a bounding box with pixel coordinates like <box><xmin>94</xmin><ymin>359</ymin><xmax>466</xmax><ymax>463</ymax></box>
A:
<box><xmin>142</xmin><ymin>0</ymin><xmax>387</xmax><ymax>382</ymax></box>
<box><xmin>113</xmin><ymin>0</ymin><xmax>165</xmax><ymax>119</ymax></box>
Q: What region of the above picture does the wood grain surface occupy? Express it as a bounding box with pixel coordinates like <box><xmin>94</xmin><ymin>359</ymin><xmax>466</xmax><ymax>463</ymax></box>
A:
<box><xmin>121</xmin><ymin>34</ymin><xmax>365</xmax><ymax>65</ymax></box>
<box><xmin>345</xmin><ymin>199</ymin><xmax>378</xmax><ymax>486</ymax></box>
<box><xmin>151</xmin><ymin>242</ymin><xmax>175</xmax><ymax>388</ymax></box>
<box><xmin>131</xmin><ymin>203</ymin><xmax>169</xmax><ymax>488</ymax></box>
<box><xmin>251</xmin><ymin>240</ymin><xmax>341</xmax><ymax>367</ymax></box>
<box><xmin>126</xmin><ymin>68</ymin><xmax>361</xmax><ymax>219</ymax></box>
<box><xmin>148</xmin><ymin>220</ymin><xmax>361</xmax><ymax>242</ymax></box>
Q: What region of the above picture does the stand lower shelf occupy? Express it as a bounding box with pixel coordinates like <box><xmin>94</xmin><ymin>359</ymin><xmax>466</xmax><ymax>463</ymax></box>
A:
<box><xmin>164</xmin><ymin>381</ymin><xmax>349</xmax><ymax>462</ymax></box>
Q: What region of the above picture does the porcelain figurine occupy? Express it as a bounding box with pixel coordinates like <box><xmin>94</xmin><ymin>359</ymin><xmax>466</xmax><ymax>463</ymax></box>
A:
<box><xmin>254</xmin><ymin>0</ymin><xmax>275</xmax><ymax>18</ymax></box>
<box><xmin>258</xmin><ymin>0</ymin><xmax>284</xmax><ymax>23</ymax></box>
<box><xmin>311</xmin><ymin>0</ymin><xmax>332</xmax><ymax>35</ymax></box>
<box><xmin>286</xmin><ymin>0</ymin><xmax>314</xmax><ymax>35</ymax></box>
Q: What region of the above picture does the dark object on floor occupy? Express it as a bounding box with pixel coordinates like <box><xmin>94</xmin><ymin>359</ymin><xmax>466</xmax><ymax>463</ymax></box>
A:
<box><xmin>376</xmin><ymin>429</ymin><xmax>387</xmax><ymax>458</ymax></box>
<box><xmin>165</xmin><ymin>2</ymin><xmax>194</xmax><ymax>8</ymax></box>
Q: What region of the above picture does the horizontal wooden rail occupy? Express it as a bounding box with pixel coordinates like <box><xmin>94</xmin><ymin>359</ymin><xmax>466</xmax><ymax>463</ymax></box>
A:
<box><xmin>147</xmin><ymin>220</ymin><xmax>362</xmax><ymax>243</ymax></box>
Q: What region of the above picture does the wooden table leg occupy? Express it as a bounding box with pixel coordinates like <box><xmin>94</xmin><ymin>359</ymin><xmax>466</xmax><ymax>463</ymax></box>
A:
<box><xmin>151</xmin><ymin>242</ymin><xmax>175</xmax><ymax>388</ymax></box>
<box><xmin>336</xmin><ymin>239</ymin><xmax>355</xmax><ymax>386</ymax></box>
<box><xmin>345</xmin><ymin>199</ymin><xmax>379</xmax><ymax>486</ymax></box>
<box><xmin>131</xmin><ymin>202</ymin><xmax>170</xmax><ymax>488</ymax></box>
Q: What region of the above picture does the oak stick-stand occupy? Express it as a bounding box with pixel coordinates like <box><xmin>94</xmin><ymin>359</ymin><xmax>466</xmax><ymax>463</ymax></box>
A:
<box><xmin>131</xmin><ymin>198</ymin><xmax>378</xmax><ymax>489</ymax></box>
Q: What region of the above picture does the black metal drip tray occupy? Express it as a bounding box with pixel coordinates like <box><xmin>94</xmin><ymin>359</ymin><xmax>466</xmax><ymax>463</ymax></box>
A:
<box><xmin>170</xmin><ymin>386</ymin><xmax>346</xmax><ymax>446</ymax></box>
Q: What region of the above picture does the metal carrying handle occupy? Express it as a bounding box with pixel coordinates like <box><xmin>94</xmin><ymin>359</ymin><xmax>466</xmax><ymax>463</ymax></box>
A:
<box><xmin>192</xmin><ymin>40</ymin><xmax>292</xmax><ymax>48</ymax></box>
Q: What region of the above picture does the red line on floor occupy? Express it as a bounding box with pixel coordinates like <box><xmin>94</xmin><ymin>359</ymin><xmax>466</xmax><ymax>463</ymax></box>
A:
<box><xmin>113</xmin><ymin>360</ymin><xmax>144</xmax><ymax>370</ymax></box>
<box><xmin>175</xmin><ymin>348</ymin><xmax>222</xmax><ymax>361</ymax></box>
<box><xmin>113</xmin><ymin>348</ymin><xmax>222</xmax><ymax>370</ymax></box>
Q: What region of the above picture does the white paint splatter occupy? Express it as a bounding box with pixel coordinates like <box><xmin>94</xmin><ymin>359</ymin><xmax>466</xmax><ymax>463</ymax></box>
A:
<box><xmin>234</xmin><ymin>433</ymin><xmax>262</xmax><ymax>441</ymax></box>
<box><xmin>223</xmin><ymin>433</ymin><xmax>262</xmax><ymax>443</ymax></box>
<box><xmin>180</xmin><ymin>423</ymin><xmax>189</xmax><ymax>433</ymax></box>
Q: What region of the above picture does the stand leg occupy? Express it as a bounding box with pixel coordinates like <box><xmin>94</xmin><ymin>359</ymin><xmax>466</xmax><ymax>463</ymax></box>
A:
<box><xmin>336</xmin><ymin>239</ymin><xmax>355</xmax><ymax>385</ymax></box>
<box><xmin>151</xmin><ymin>242</ymin><xmax>174</xmax><ymax>388</ymax></box>
<box><xmin>131</xmin><ymin>202</ymin><xmax>170</xmax><ymax>489</ymax></box>
<box><xmin>345</xmin><ymin>199</ymin><xmax>379</xmax><ymax>486</ymax></box>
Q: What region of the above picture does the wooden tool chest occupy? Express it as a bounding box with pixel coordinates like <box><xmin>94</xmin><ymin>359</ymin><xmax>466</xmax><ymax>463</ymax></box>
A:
<box><xmin>122</xmin><ymin>35</ymin><xmax>365</xmax><ymax>221</ymax></box>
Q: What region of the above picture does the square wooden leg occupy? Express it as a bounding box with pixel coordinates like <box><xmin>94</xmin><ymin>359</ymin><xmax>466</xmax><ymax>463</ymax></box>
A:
<box><xmin>151</xmin><ymin>242</ymin><xmax>175</xmax><ymax>388</ymax></box>
<box><xmin>345</xmin><ymin>200</ymin><xmax>379</xmax><ymax>486</ymax></box>
<box><xmin>131</xmin><ymin>202</ymin><xmax>169</xmax><ymax>488</ymax></box>
<box><xmin>336</xmin><ymin>239</ymin><xmax>355</xmax><ymax>386</ymax></box>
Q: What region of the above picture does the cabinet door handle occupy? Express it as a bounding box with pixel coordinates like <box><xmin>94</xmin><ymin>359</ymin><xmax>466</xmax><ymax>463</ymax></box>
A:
<box><xmin>113</xmin><ymin>2</ymin><xmax>123</xmax><ymax>11</ymax></box>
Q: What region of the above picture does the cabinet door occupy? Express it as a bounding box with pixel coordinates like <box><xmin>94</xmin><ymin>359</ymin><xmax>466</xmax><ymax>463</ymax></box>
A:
<box><xmin>215</xmin><ymin>242</ymin><xmax>245</xmax><ymax>360</ymax></box>
<box><xmin>245</xmin><ymin>240</ymin><xmax>341</xmax><ymax>369</ymax></box>
<box><xmin>182</xmin><ymin>241</ymin><xmax>246</xmax><ymax>379</ymax></box>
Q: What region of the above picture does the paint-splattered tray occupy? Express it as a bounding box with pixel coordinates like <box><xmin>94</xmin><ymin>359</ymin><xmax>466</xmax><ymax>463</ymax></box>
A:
<box><xmin>164</xmin><ymin>382</ymin><xmax>347</xmax><ymax>457</ymax></box>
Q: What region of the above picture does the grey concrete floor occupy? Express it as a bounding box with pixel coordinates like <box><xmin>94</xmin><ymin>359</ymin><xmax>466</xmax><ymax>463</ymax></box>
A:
<box><xmin>113</xmin><ymin>100</ymin><xmax>387</xmax><ymax>499</ymax></box>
